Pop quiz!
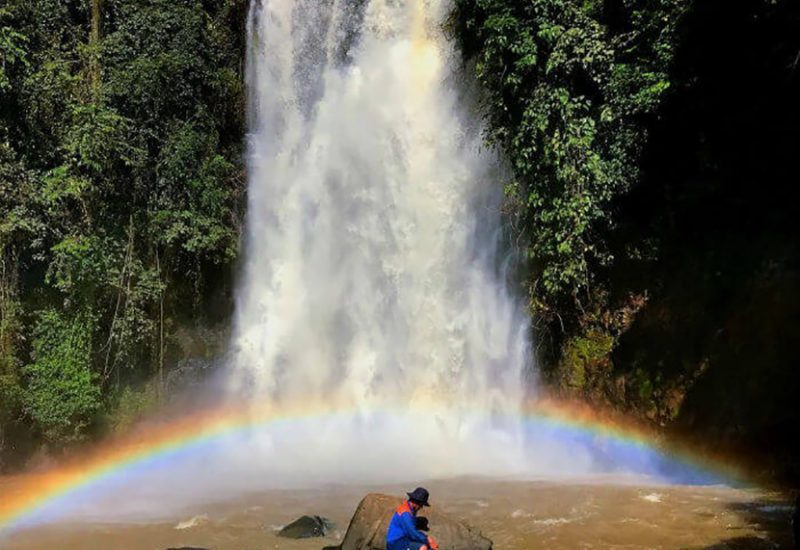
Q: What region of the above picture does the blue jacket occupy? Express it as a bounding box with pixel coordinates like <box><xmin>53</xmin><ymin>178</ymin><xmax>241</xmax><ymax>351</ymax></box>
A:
<box><xmin>386</xmin><ymin>500</ymin><xmax>428</xmax><ymax>547</ymax></box>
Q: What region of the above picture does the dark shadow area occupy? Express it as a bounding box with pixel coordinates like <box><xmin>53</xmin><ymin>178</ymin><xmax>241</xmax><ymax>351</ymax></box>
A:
<box><xmin>605</xmin><ymin>0</ymin><xmax>800</xmax><ymax>481</ymax></box>
<box><xmin>702</xmin><ymin>538</ymin><xmax>783</xmax><ymax>550</ymax></box>
<box><xmin>697</xmin><ymin>498</ymin><xmax>795</xmax><ymax>549</ymax></box>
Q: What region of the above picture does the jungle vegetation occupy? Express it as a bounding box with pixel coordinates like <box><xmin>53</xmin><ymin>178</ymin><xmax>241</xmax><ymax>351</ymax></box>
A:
<box><xmin>1</xmin><ymin>0</ymin><xmax>247</xmax><ymax>467</ymax></box>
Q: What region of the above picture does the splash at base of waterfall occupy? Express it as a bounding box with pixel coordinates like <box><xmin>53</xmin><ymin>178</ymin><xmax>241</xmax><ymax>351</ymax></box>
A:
<box><xmin>0</xmin><ymin>395</ymin><xmax>740</xmax><ymax>536</ymax></box>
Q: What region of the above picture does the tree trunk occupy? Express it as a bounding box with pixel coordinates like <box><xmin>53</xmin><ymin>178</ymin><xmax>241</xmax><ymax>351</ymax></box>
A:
<box><xmin>89</xmin><ymin>0</ymin><xmax>103</xmax><ymax>92</ymax></box>
<box><xmin>0</xmin><ymin>246</ymin><xmax>20</xmax><ymax>374</ymax></box>
<box><xmin>0</xmin><ymin>423</ymin><xmax>5</xmax><ymax>473</ymax></box>
<box><xmin>156</xmin><ymin>249</ymin><xmax>165</xmax><ymax>403</ymax></box>
<box><xmin>102</xmin><ymin>216</ymin><xmax>134</xmax><ymax>384</ymax></box>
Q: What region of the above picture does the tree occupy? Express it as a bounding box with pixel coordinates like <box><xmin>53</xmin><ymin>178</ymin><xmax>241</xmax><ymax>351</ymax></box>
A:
<box><xmin>23</xmin><ymin>310</ymin><xmax>102</xmax><ymax>445</ymax></box>
<box><xmin>0</xmin><ymin>0</ymin><xmax>246</xmax><ymax>465</ymax></box>
<box><xmin>453</xmin><ymin>0</ymin><xmax>683</xmax><ymax>329</ymax></box>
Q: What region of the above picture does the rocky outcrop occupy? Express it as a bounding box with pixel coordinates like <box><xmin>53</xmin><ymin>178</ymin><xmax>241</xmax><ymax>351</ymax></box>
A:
<box><xmin>279</xmin><ymin>515</ymin><xmax>335</xmax><ymax>538</ymax></box>
<box><xmin>324</xmin><ymin>493</ymin><xmax>492</xmax><ymax>550</ymax></box>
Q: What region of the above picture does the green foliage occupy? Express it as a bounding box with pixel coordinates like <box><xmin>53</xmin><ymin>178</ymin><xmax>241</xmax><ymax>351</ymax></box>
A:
<box><xmin>49</xmin><ymin>234</ymin><xmax>116</xmax><ymax>299</ymax></box>
<box><xmin>106</xmin><ymin>382</ymin><xmax>159</xmax><ymax>434</ymax></box>
<box><xmin>63</xmin><ymin>104</ymin><xmax>144</xmax><ymax>176</ymax></box>
<box><xmin>22</xmin><ymin>310</ymin><xmax>102</xmax><ymax>445</ymax></box>
<box><xmin>0</xmin><ymin>0</ymin><xmax>246</xmax><ymax>465</ymax></box>
<box><xmin>17</xmin><ymin>58</ymin><xmax>80</xmax><ymax>167</ymax></box>
<box><xmin>1</xmin><ymin>145</ymin><xmax>36</xmax><ymax>440</ymax></box>
<box><xmin>0</xmin><ymin>8</ymin><xmax>29</xmax><ymax>92</ymax></box>
<box><xmin>0</xmin><ymin>304</ymin><xmax>22</xmax><ymax>435</ymax></box>
<box><xmin>557</xmin><ymin>329</ymin><xmax>614</xmax><ymax>391</ymax></box>
<box><xmin>153</xmin><ymin>116</ymin><xmax>239</xmax><ymax>262</ymax></box>
<box><xmin>454</xmin><ymin>0</ymin><xmax>685</xmax><ymax>322</ymax></box>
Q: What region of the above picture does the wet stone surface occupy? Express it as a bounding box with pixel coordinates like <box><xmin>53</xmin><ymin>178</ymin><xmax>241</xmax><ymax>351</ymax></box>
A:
<box><xmin>278</xmin><ymin>515</ymin><xmax>335</xmax><ymax>539</ymax></box>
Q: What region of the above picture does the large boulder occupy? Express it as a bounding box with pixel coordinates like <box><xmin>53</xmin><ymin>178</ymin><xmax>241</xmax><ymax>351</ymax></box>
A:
<box><xmin>324</xmin><ymin>493</ymin><xmax>492</xmax><ymax>550</ymax></box>
<box><xmin>279</xmin><ymin>515</ymin><xmax>335</xmax><ymax>538</ymax></box>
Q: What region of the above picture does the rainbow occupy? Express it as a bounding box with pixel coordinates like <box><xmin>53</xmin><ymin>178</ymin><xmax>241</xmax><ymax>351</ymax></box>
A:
<box><xmin>0</xmin><ymin>399</ymin><xmax>744</xmax><ymax>536</ymax></box>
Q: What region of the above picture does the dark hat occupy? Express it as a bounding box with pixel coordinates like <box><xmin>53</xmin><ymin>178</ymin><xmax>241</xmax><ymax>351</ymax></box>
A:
<box><xmin>407</xmin><ymin>487</ymin><xmax>430</xmax><ymax>507</ymax></box>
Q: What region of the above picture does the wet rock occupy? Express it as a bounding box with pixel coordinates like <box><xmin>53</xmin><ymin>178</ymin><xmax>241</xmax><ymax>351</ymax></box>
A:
<box><xmin>324</xmin><ymin>493</ymin><xmax>492</xmax><ymax>550</ymax></box>
<box><xmin>279</xmin><ymin>515</ymin><xmax>335</xmax><ymax>538</ymax></box>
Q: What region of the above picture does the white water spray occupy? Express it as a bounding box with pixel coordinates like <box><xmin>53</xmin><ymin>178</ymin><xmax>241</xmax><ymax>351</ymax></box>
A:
<box><xmin>225</xmin><ymin>0</ymin><xmax>541</xmax><ymax>480</ymax></box>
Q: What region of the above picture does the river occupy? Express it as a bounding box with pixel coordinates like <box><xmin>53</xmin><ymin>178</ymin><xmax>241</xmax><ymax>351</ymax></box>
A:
<box><xmin>1</xmin><ymin>477</ymin><xmax>793</xmax><ymax>549</ymax></box>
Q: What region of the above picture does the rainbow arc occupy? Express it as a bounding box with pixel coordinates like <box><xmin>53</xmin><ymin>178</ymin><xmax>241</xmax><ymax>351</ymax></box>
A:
<box><xmin>0</xmin><ymin>399</ymin><xmax>744</xmax><ymax>535</ymax></box>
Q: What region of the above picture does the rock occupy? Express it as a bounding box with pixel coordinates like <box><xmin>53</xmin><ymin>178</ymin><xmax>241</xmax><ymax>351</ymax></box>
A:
<box><xmin>324</xmin><ymin>493</ymin><xmax>492</xmax><ymax>550</ymax></box>
<box><xmin>279</xmin><ymin>515</ymin><xmax>335</xmax><ymax>538</ymax></box>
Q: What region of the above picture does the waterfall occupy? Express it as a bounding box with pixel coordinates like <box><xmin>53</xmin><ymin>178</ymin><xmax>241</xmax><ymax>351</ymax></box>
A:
<box><xmin>0</xmin><ymin>4</ymin><xmax>711</xmax><ymax>534</ymax></box>
<box><xmin>226</xmin><ymin>0</ymin><xmax>536</xmax><ymax>481</ymax></box>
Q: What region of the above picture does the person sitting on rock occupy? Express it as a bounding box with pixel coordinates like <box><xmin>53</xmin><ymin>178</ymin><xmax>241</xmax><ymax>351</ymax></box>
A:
<box><xmin>386</xmin><ymin>487</ymin><xmax>439</xmax><ymax>550</ymax></box>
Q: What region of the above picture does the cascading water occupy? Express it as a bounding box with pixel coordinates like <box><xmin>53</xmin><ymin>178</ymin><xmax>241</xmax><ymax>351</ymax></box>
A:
<box><xmin>234</xmin><ymin>0</ymin><xmax>527</xmax><ymax>411</ymax></box>
<box><xmin>225</xmin><ymin>0</ymin><xmax>544</xmax><ymax>481</ymax></box>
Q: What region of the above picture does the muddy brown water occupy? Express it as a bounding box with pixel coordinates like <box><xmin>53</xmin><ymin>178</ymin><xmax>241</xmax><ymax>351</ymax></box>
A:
<box><xmin>1</xmin><ymin>477</ymin><xmax>794</xmax><ymax>549</ymax></box>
